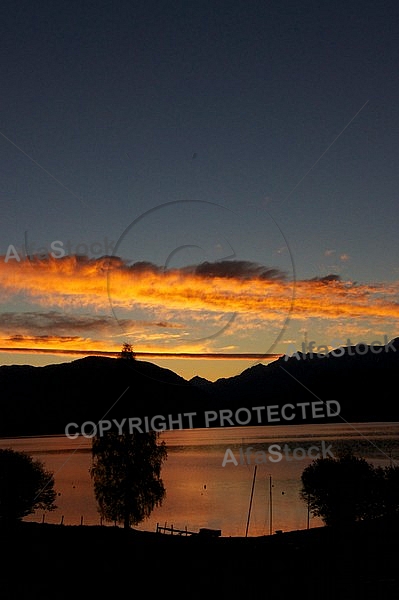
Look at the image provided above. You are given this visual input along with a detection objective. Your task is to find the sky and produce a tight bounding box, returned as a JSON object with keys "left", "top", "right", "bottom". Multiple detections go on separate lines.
{"left": 1, "top": 0, "right": 399, "bottom": 381}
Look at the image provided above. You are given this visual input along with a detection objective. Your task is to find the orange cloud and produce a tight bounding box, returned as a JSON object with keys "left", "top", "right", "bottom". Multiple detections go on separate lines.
{"left": 0, "top": 256, "right": 398, "bottom": 355}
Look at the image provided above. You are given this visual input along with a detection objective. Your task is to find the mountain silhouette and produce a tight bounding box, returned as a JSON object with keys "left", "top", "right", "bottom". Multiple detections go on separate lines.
{"left": 0, "top": 356, "right": 208, "bottom": 437}
{"left": 0, "top": 338, "right": 398, "bottom": 436}
{"left": 190, "top": 337, "right": 399, "bottom": 426}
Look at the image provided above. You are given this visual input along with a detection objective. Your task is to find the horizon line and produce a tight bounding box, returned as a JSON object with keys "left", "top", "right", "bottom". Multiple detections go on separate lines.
{"left": 0, "top": 347, "right": 283, "bottom": 360}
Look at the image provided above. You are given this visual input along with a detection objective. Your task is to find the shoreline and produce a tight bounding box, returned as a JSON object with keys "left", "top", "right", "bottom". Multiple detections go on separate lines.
{"left": 2, "top": 518, "right": 399, "bottom": 597}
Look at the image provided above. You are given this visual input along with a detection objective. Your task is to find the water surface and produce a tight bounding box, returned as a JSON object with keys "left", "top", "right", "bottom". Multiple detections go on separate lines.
{"left": 1, "top": 422, "right": 398, "bottom": 536}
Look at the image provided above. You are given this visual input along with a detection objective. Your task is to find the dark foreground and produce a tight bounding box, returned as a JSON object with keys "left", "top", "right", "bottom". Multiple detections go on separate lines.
{"left": 2, "top": 518, "right": 399, "bottom": 599}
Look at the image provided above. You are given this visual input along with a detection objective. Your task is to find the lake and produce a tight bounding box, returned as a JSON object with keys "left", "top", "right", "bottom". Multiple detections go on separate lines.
{"left": 1, "top": 422, "right": 398, "bottom": 537}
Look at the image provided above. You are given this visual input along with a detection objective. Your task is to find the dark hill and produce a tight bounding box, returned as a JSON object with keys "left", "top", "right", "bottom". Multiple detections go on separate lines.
{"left": 201, "top": 338, "right": 399, "bottom": 424}
{"left": 1, "top": 338, "right": 399, "bottom": 436}
{"left": 0, "top": 356, "right": 209, "bottom": 437}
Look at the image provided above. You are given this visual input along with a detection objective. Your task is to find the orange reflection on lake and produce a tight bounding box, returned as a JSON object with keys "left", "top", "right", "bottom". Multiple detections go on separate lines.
{"left": 1, "top": 422, "right": 398, "bottom": 536}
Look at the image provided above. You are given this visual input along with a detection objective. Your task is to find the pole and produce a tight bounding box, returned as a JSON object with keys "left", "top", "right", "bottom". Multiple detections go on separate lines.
{"left": 269, "top": 475, "right": 273, "bottom": 535}
{"left": 245, "top": 465, "right": 257, "bottom": 537}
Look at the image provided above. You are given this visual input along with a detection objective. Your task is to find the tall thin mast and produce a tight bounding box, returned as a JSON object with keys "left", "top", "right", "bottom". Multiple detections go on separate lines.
{"left": 269, "top": 475, "right": 273, "bottom": 535}
{"left": 245, "top": 465, "right": 257, "bottom": 537}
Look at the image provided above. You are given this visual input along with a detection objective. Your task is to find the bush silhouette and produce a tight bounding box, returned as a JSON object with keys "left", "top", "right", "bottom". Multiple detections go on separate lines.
{"left": 0, "top": 448, "right": 57, "bottom": 527}
{"left": 300, "top": 453, "right": 398, "bottom": 527}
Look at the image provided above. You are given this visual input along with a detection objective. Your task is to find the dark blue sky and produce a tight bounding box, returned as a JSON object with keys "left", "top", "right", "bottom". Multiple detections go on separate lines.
{"left": 1, "top": 0, "right": 398, "bottom": 378}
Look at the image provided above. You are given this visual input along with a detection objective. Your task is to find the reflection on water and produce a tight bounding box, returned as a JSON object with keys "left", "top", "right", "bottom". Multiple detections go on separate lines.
{"left": 1, "top": 423, "right": 398, "bottom": 536}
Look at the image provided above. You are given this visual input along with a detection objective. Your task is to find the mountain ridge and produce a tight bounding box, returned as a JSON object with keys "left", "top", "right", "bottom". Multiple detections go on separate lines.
{"left": 0, "top": 338, "right": 398, "bottom": 436}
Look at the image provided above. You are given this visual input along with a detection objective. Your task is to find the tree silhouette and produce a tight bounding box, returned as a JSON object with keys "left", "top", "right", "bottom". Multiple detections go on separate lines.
{"left": 91, "top": 429, "right": 167, "bottom": 528}
{"left": 0, "top": 448, "right": 57, "bottom": 527}
{"left": 300, "top": 453, "right": 379, "bottom": 527}
{"left": 370, "top": 464, "right": 399, "bottom": 519}
{"left": 120, "top": 342, "right": 136, "bottom": 361}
